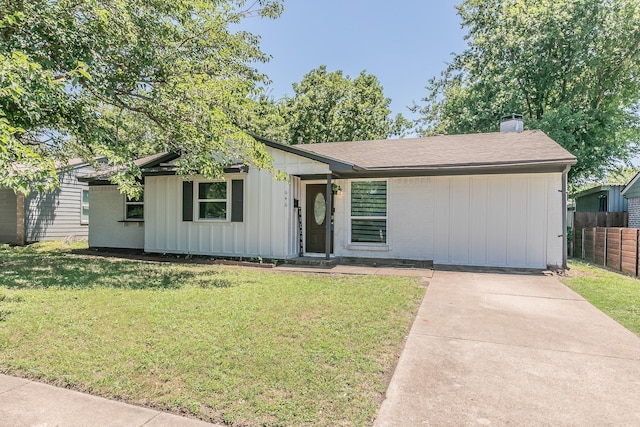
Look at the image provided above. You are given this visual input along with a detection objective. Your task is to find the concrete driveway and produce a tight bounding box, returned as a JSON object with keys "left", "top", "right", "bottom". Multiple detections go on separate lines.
{"left": 375, "top": 270, "right": 640, "bottom": 427}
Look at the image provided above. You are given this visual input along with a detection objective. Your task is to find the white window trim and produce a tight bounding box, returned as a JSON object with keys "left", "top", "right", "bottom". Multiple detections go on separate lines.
{"left": 80, "top": 189, "right": 89, "bottom": 225}
{"left": 124, "top": 188, "right": 144, "bottom": 221}
{"left": 348, "top": 179, "right": 389, "bottom": 246}
{"left": 194, "top": 179, "right": 230, "bottom": 222}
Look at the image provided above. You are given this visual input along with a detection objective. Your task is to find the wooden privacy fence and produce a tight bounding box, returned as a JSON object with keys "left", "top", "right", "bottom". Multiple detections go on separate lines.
{"left": 574, "top": 227, "right": 640, "bottom": 276}
{"left": 573, "top": 212, "right": 628, "bottom": 229}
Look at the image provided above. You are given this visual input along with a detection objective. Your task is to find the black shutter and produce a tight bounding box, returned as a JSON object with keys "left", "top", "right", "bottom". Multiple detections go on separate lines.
{"left": 182, "top": 181, "right": 193, "bottom": 221}
{"left": 231, "top": 179, "right": 244, "bottom": 222}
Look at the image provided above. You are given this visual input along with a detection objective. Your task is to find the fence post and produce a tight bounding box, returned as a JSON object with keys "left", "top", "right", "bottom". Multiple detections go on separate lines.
{"left": 636, "top": 229, "right": 640, "bottom": 277}
{"left": 604, "top": 228, "right": 608, "bottom": 267}
{"left": 619, "top": 228, "right": 623, "bottom": 272}
{"left": 592, "top": 227, "right": 596, "bottom": 263}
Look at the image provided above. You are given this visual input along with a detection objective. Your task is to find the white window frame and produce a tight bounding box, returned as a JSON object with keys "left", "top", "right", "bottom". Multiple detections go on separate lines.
{"left": 124, "top": 188, "right": 144, "bottom": 221}
{"left": 195, "top": 179, "right": 230, "bottom": 222}
{"left": 80, "top": 189, "right": 89, "bottom": 225}
{"left": 349, "top": 179, "right": 388, "bottom": 246}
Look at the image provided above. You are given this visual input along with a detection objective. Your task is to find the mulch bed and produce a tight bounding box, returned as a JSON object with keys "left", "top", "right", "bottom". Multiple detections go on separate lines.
{"left": 71, "top": 248, "right": 278, "bottom": 268}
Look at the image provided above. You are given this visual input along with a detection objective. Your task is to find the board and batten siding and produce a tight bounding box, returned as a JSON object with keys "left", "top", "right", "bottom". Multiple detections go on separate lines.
{"left": 144, "top": 147, "right": 328, "bottom": 258}
{"left": 331, "top": 173, "right": 563, "bottom": 269}
{"left": 607, "top": 186, "right": 628, "bottom": 212}
{"left": 88, "top": 186, "right": 144, "bottom": 249}
{"left": 0, "top": 188, "right": 18, "bottom": 243}
{"left": 24, "top": 165, "right": 92, "bottom": 241}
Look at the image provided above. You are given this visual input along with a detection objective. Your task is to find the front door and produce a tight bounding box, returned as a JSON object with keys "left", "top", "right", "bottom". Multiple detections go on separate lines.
{"left": 306, "top": 184, "right": 333, "bottom": 253}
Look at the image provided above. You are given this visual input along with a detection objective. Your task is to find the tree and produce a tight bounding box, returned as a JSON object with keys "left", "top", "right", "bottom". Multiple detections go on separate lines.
{"left": 415, "top": 0, "right": 640, "bottom": 182}
{"left": 282, "top": 66, "right": 408, "bottom": 144}
{"left": 0, "top": 0, "right": 284, "bottom": 196}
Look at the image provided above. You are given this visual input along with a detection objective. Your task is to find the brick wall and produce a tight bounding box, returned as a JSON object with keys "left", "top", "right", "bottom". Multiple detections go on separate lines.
{"left": 629, "top": 197, "right": 640, "bottom": 228}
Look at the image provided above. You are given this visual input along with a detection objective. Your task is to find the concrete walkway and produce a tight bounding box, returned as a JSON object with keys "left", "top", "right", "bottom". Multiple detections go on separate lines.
{"left": 0, "top": 375, "right": 220, "bottom": 427}
{"left": 375, "top": 270, "right": 640, "bottom": 426}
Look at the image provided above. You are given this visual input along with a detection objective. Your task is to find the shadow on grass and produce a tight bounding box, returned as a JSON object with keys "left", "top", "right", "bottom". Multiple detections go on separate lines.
{"left": 0, "top": 247, "right": 231, "bottom": 290}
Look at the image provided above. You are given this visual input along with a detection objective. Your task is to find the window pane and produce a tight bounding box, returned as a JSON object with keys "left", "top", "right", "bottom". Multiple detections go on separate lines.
{"left": 351, "top": 219, "right": 387, "bottom": 243}
{"left": 82, "top": 190, "right": 89, "bottom": 204}
{"left": 313, "top": 193, "right": 326, "bottom": 225}
{"left": 351, "top": 181, "right": 387, "bottom": 217}
{"left": 199, "top": 182, "right": 226, "bottom": 200}
{"left": 126, "top": 205, "right": 144, "bottom": 220}
{"left": 81, "top": 207, "right": 89, "bottom": 222}
{"left": 199, "top": 201, "right": 226, "bottom": 219}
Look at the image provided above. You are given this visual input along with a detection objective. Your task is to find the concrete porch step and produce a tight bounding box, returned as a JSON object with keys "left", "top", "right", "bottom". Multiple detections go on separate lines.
{"left": 284, "top": 257, "right": 341, "bottom": 267}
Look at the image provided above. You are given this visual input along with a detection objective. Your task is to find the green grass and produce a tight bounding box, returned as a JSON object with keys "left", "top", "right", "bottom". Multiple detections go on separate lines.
{"left": 0, "top": 241, "right": 424, "bottom": 426}
{"left": 561, "top": 260, "right": 640, "bottom": 336}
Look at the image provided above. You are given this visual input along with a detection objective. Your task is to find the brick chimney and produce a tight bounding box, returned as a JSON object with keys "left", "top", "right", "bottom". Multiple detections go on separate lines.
{"left": 500, "top": 114, "right": 524, "bottom": 133}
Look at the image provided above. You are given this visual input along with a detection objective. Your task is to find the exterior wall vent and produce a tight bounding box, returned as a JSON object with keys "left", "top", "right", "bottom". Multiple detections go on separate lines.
{"left": 500, "top": 114, "right": 524, "bottom": 133}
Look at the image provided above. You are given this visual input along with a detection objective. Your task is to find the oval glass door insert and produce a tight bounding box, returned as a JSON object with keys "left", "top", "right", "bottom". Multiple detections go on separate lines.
{"left": 314, "top": 193, "right": 326, "bottom": 225}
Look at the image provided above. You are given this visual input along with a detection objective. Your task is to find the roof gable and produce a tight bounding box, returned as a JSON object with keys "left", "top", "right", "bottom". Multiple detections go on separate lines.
{"left": 622, "top": 171, "right": 640, "bottom": 198}
{"left": 252, "top": 135, "right": 355, "bottom": 172}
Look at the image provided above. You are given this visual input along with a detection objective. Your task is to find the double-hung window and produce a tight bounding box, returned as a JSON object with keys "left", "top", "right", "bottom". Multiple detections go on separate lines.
{"left": 125, "top": 190, "right": 144, "bottom": 220}
{"left": 350, "top": 181, "right": 387, "bottom": 244}
{"left": 198, "top": 181, "right": 228, "bottom": 220}
{"left": 81, "top": 190, "right": 89, "bottom": 224}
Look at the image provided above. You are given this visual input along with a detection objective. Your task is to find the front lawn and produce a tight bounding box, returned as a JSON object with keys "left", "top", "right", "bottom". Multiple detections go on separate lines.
{"left": 0, "top": 242, "right": 424, "bottom": 426}
{"left": 561, "top": 260, "right": 640, "bottom": 336}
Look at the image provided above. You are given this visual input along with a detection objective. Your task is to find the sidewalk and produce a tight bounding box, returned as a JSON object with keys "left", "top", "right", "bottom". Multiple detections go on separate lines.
{"left": 0, "top": 374, "right": 220, "bottom": 427}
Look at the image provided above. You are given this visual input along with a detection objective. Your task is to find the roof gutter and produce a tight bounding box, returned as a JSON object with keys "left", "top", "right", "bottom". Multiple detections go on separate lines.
{"left": 360, "top": 158, "right": 577, "bottom": 172}
{"left": 332, "top": 160, "right": 576, "bottom": 179}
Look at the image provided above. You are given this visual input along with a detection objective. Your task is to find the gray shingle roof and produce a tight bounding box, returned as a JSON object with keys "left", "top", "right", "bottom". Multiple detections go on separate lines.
{"left": 296, "top": 130, "right": 576, "bottom": 171}
{"left": 78, "top": 152, "right": 178, "bottom": 182}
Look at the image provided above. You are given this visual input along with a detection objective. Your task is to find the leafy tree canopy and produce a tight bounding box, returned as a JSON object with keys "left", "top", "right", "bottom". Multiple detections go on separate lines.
{"left": 0, "top": 0, "right": 283, "bottom": 196}
{"left": 414, "top": 0, "right": 640, "bottom": 182}
{"left": 258, "top": 65, "right": 409, "bottom": 145}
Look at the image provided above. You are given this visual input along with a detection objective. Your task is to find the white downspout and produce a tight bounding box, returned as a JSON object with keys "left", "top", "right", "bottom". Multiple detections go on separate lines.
{"left": 561, "top": 165, "right": 570, "bottom": 270}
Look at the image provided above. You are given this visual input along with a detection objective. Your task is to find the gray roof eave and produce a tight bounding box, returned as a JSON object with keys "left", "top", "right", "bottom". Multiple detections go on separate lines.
{"left": 573, "top": 185, "right": 611, "bottom": 199}
{"left": 358, "top": 158, "right": 577, "bottom": 171}
{"left": 78, "top": 152, "right": 180, "bottom": 183}
{"left": 332, "top": 158, "right": 576, "bottom": 178}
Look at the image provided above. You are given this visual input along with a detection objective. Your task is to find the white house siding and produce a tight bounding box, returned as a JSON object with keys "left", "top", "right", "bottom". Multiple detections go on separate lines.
{"left": 0, "top": 188, "right": 17, "bottom": 243}
{"left": 332, "top": 173, "right": 563, "bottom": 269}
{"left": 88, "top": 186, "right": 144, "bottom": 249}
{"left": 144, "top": 148, "right": 328, "bottom": 258}
{"left": 24, "top": 165, "right": 92, "bottom": 242}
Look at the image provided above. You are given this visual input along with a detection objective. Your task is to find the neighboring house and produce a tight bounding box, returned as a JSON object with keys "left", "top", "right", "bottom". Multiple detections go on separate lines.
{"left": 0, "top": 159, "right": 95, "bottom": 245}
{"left": 573, "top": 185, "right": 628, "bottom": 213}
{"left": 621, "top": 172, "right": 640, "bottom": 228}
{"left": 81, "top": 124, "right": 576, "bottom": 269}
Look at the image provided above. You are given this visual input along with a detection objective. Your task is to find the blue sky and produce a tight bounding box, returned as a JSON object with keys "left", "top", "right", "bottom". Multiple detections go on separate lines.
{"left": 241, "top": 1, "right": 467, "bottom": 121}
